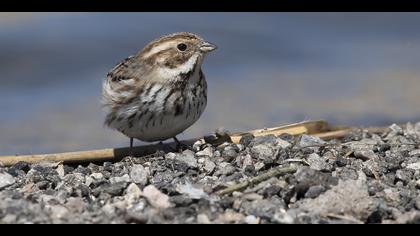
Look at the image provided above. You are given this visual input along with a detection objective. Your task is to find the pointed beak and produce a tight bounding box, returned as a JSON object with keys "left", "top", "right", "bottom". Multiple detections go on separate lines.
{"left": 200, "top": 42, "right": 217, "bottom": 53}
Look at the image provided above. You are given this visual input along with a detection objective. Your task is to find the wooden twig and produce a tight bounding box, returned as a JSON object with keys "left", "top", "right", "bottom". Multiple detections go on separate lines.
{"left": 229, "top": 120, "right": 329, "bottom": 144}
{"left": 312, "top": 126, "right": 389, "bottom": 141}
{"left": 216, "top": 165, "right": 298, "bottom": 195}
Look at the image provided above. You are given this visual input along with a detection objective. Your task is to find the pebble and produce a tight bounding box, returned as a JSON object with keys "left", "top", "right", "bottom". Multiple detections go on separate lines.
{"left": 1, "top": 122, "right": 420, "bottom": 224}
{"left": 142, "top": 185, "right": 172, "bottom": 209}
{"left": 196, "top": 214, "right": 211, "bottom": 224}
{"left": 129, "top": 165, "right": 148, "bottom": 186}
{"left": 175, "top": 150, "right": 198, "bottom": 169}
{"left": 0, "top": 172, "right": 15, "bottom": 189}
{"left": 196, "top": 147, "right": 214, "bottom": 157}
{"left": 406, "top": 162, "right": 420, "bottom": 171}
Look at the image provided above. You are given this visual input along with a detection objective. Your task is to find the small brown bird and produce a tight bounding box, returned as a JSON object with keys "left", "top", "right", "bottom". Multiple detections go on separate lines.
{"left": 102, "top": 32, "right": 217, "bottom": 152}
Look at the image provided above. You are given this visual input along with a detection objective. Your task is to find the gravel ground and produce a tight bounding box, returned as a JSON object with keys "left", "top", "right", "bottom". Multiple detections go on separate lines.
{"left": 1, "top": 122, "right": 420, "bottom": 224}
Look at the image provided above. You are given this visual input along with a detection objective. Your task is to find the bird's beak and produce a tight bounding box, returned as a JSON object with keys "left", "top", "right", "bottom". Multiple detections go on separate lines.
{"left": 200, "top": 42, "right": 217, "bottom": 53}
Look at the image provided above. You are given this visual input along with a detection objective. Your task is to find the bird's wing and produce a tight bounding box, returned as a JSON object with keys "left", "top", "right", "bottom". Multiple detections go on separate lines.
{"left": 102, "top": 55, "right": 150, "bottom": 108}
{"left": 106, "top": 55, "right": 146, "bottom": 83}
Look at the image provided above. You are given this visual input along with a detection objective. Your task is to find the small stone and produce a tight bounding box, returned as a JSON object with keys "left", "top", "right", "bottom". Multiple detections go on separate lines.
{"left": 47, "top": 205, "right": 69, "bottom": 220}
{"left": 335, "top": 156, "right": 348, "bottom": 167}
{"left": 304, "top": 185, "right": 325, "bottom": 198}
{"left": 251, "top": 144, "right": 275, "bottom": 160}
{"left": 254, "top": 162, "right": 265, "bottom": 171}
{"left": 1, "top": 214, "right": 17, "bottom": 224}
{"left": 299, "top": 135, "right": 325, "bottom": 148}
{"left": 197, "top": 214, "right": 211, "bottom": 224}
{"left": 176, "top": 182, "right": 208, "bottom": 200}
{"left": 56, "top": 164, "right": 65, "bottom": 178}
{"left": 94, "top": 182, "right": 127, "bottom": 197}
{"left": 409, "top": 149, "right": 420, "bottom": 157}
{"left": 129, "top": 165, "right": 149, "bottom": 186}
{"left": 125, "top": 183, "right": 142, "bottom": 205}
{"left": 165, "top": 152, "right": 177, "bottom": 160}
{"left": 276, "top": 138, "right": 291, "bottom": 149}
{"left": 203, "top": 160, "right": 216, "bottom": 173}
{"left": 243, "top": 198, "right": 285, "bottom": 219}
{"left": 0, "top": 172, "right": 15, "bottom": 189}
{"left": 298, "top": 178, "right": 377, "bottom": 221}
{"left": 142, "top": 185, "right": 172, "bottom": 209}
{"left": 384, "top": 188, "right": 400, "bottom": 203}
{"left": 192, "top": 139, "right": 205, "bottom": 151}
{"left": 65, "top": 197, "right": 86, "bottom": 213}
{"left": 236, "top": 144, "right": 245, "bottom": 152}
{"left": 222, "top": 147, "right": 238, "bottom": 162}
{"left": 175, "top": 150, "right": 198, "bottom": 169}
{"left": 415, "top": 196, "right": 420, "bottom": 210}
{"left": 90, "top": 172, "right": 104, "bottom": 180}
{"left": 416, "top": 179, "right": 420, "bottom": 189}
{"left": 307, "top": 153, "right": 328, "bottom": 171}
{"left": 385, "top": 124, "right": 403, "bottom": 139}
{"left": 273, "top": 209, "right": 295, "bottom": 224}
{"left": 406, "top": 162, "right": 420, "bottom": 171}
{"left": 85, "top": 177, "right": 94, "bottom": 187}
{"left": 354, "top": 150, "right": 377, "bottom": 161}
{"left": 239, "top": 134, "right": 254, "bottom": 147}
{"left": 196, "top": 147, "right": 213, "bottom": 157}
{"left": 10, "top": 161, "right": 31, "bottom": 173}
{"left": 245, "top": 215, "right": 260, "bottom": 224}
{"left": 216, "top": 210, "right": 245, "bottom": 223}
{"left": 110, "top": 174, "right": 131, "bottom": 184}
{"left": 125, "top": 200, "right": 149, "bottom": 224}
{"left": 219, "top": 163, "right": 236, "bottom": 176}
{"left": 242, "top": 193, "right": 264, "bottom": 201}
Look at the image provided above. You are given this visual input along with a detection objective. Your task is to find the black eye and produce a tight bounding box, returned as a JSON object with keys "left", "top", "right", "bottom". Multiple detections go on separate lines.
{"left": 177, "top": 43, "right": 187, "bottom": 51}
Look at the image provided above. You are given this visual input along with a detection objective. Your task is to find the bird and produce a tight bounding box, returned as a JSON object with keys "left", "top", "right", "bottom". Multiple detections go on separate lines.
{"left": 102, "top": 32, "right": 217, "bottom": 154}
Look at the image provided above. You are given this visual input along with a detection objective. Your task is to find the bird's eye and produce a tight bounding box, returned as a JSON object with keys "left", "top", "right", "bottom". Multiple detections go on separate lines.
{"left": 177, "top": 43, "right": 187, "bottom": 51}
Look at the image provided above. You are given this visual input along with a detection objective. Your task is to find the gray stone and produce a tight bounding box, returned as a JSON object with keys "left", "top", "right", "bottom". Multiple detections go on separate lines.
{"left": 406, "top": 162, "right": 420, "bottom": 171}
{"left": 176, "top": 182, "right": 208, "bottom": 200}
{"left": 242, "top": 198, "right": 285, "bottom": 219}
{"left": 0, "top": 172, "right": 15, "bottom": 189}
{"left": 47, "top": 205, "right": 70, "bottom": 220}
{"left": 245, "top": 215, "right": 260, "bottom": 224}
{"left": 299, "top": 135, "right": 326, "bottom": 148}
{"left": 129, "top": 165, "right": 148, "bottom": 186}
{"left": 142, "top": 185, "right": 172, "bottom": 209}
{"left": 125, "top": 183, "right": 142, "bottom": 206}
{"left": 196, "top": 147, "right": 214, "bottom": 157}
{"left": 251, "top": 144, "right": 275, "bottom": 160}
{"left": 203, "top": 160, "right": 216, "bottom": 173}
{"left": 307, "top": 153, "right": 329, "bottom": 171}
{"left": 415, "top": 196, "right": 420, "bottom": 210}
{"left": 218, "top": 162, "right": 236, "bottom": 176}
{"left": 354, "top": 150, "right": 378, "bottom": 161}
{"left": 297, "top": 178, "right": 377, "bottom": 221}
{"left": 304, "top": 185, "right": 326, "bottom": 199}
{"left": 110, "top": 174, "right": 131, "bottom": 184}
{"left": 65, "top": 197, "right": 86, "bottom": 213}
{"left": 409, "top": 149, "right": 420, "bottom": 157}
{"left": 175, "top": 150, "right": 198, "bottom": 169}
{"left": 197, "top": 214, "right": 211, "bottom": 224}
{"left": 276, "top": 138, "right": 291, "bottom": 149}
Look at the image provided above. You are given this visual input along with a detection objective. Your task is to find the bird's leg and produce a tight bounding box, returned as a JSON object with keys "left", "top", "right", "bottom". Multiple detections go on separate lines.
{"left": 173, "top": 136, "right": 191, "bottom": 151}
{"left": 155, "top": 141, "right": 168, "bottom": 155}
{"left": 129, "top": 137, "right": 134, "bottom": 157}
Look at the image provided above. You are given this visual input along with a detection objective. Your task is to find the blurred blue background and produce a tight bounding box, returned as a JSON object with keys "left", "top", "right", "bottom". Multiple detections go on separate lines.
{"left": 1, "top": 12, "right": 420, "bottom": 155}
